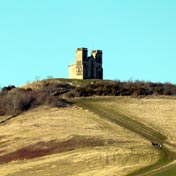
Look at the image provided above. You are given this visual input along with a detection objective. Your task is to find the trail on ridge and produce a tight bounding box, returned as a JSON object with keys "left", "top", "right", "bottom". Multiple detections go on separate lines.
{"left": 76, "top": 98, "right": 176, "bottom": 176}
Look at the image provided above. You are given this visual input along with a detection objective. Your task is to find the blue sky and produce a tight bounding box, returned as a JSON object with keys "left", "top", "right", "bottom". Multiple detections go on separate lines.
{"left": 0, "top": 0, "right": 176, "bottom": 87}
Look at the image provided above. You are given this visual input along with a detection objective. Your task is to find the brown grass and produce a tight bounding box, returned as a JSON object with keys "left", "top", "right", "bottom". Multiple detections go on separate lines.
{"left": 0, "top": 136, "right": 123, "bottom": 164}
{"left": 95, "top": 97, "right": 176, "bottom": 147}
{"left": 0, "top": 104, "right": 159, "bottom": 176}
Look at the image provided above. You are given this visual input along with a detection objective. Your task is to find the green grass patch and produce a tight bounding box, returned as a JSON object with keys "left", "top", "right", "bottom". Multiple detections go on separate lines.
{"left": 150, "top": 164, "right": 176, "bottom": 176}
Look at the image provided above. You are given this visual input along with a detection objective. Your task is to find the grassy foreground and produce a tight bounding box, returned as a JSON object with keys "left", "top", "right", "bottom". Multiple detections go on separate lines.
{"left": 0, "top": 93, "right": 176, "bottom": 175}
{"left": 76, "top": 97, "right": 176, "bottom": 176}
{"left": 0, "top": 99, "right": 159, "bottom": 176}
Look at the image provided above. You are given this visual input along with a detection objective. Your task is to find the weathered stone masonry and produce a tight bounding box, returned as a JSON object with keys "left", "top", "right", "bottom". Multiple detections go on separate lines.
{"left": 68, "top": 48, "right": 103, "bottom": 79}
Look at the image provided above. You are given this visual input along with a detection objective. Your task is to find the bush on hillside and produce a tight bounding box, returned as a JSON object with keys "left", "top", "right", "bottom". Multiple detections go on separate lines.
{"left": 1, "top": 80, "right": 176, "bottom": 115}
{"left": 29, "top": 81, "right": 75, "bottom": 96}
{"left": 67, "top": 81, "right": 176, "bottom": 97}
{"left": 0, "top": 88, "right": 67, "bottom": 116}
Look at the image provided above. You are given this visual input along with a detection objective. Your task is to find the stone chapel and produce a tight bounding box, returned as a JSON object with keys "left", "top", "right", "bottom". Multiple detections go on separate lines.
{"left": 68, "top": 48, "right": 103, "bottom": 79}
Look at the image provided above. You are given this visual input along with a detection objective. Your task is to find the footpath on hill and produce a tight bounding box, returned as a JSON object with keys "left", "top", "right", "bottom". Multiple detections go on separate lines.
{"left": 76, "top": 98, "right": 176, "bottom": 176}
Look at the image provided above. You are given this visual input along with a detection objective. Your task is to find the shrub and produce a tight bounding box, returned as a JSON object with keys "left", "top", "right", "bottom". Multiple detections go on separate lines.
{"left": 0, "top": 88, "right": 68, "bottom": 115}
{"left": 70, "top": 80, "right": 176, "bottom": 97}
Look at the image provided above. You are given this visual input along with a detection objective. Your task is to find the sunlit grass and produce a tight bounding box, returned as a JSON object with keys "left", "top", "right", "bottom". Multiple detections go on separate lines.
{"left": 95, "top": 96, "right": 176, "bottom": 147}
{"left": 0, "top": 104, "right": 159, "bottom": 176}
{"left": 88, "top": 96, "right": 176, "bottom": 175}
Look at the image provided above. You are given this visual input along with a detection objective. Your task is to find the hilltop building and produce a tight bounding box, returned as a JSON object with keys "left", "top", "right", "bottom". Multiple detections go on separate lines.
{"left": 68, "top": 48, "right": 103, "bottom": 79}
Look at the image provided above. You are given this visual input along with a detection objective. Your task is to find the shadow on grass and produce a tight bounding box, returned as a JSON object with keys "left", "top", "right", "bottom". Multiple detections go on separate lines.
{"left": 0, "top": 135, "right": 120, "bottom": 164}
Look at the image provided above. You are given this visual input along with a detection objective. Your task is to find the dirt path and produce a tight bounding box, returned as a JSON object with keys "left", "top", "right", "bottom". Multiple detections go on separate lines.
{"left": 76, "top": 98, "right": 176, "bottom": 176}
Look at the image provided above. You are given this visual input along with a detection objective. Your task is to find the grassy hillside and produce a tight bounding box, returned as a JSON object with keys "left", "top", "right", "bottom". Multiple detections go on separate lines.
{"left": 21, "top": 78, "right": 176, "bottom": 97}
{"left": 0, "top": 79, "right": 176, "bottom": 175}
{"left": 0, "top": 105, "right": 159, "bottom": 176}
{"left": 81, "top": 96, "right": 176, "bottom": 175}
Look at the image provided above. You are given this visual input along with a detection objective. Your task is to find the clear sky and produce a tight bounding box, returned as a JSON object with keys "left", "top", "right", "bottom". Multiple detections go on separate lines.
{"left": 0, "top": 0, "right": 176, "bottom": 87}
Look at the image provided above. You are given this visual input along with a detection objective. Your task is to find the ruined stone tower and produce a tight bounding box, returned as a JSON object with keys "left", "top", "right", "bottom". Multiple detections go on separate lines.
{"left": 69, "top": 48, "right": 103, "bottom": 79}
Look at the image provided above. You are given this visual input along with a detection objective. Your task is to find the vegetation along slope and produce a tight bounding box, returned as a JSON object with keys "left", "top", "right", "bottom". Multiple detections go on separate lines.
{"left": 0, "top": 78, "right": 176, "bottom": 176}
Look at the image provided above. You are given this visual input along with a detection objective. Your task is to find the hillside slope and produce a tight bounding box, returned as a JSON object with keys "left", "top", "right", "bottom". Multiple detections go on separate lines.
{"left": 0, "top": 105, "right": 159, "bottom": 176}
{"left": 81, "top": 97, "right": 176, "bottom": 175}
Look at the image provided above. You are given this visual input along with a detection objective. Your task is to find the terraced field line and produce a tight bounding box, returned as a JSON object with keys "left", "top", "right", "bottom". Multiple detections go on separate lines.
{"left": 76, "top": 98, "right": 176, "bottom": 176}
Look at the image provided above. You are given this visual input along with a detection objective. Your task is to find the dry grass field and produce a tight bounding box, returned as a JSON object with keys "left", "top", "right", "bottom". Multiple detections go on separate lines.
{"left": 88, "top": 96, "right": 176, "bottom": 175}
{"left": 0, "top": 104, "right": 159, "bottom": 176}
{"left": 2, "top": 78, "right": 176, "bottom": 175}
{"left": 94, "top": 97, "right": 176, "bottom": 148}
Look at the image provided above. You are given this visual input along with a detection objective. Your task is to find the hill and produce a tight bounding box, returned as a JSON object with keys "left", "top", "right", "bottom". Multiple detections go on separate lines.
{"left": 0, "top": 105, "right": 159, "bottom": 176}
{"left": 0, "top": 79, "right": 176, "bottom": 175}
